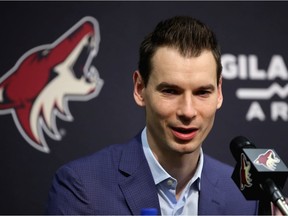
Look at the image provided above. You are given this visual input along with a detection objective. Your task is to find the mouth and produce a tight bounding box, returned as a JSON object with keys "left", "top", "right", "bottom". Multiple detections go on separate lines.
{"left": 73, "top": 35, "right": 98, "bottom": 83}
{"left": 170, "top": 127, "right": 198, "bottom": 141}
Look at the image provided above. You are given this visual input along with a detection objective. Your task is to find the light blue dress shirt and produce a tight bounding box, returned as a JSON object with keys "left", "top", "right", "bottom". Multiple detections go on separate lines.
{"left": 141, "top": 127, "right": 203, "bottom": 215}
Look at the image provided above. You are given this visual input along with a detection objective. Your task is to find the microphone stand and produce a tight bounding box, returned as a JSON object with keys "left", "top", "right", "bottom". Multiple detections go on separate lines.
{"left": 275, "top": 198, "right": 288, "bottom": 215}
{"left": 261, "top": 178, "right": 288, "bottom": 215}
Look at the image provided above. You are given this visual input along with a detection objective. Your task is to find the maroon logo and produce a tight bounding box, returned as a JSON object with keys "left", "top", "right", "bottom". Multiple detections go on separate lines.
{"left": 254, "top": 149, "right": 280, "bottom": 171}
{"left": 0, "top": 17, "right": 103, "bottom": 153}
{"left": 240, "top": 153, "right": 253, "bottom": 190}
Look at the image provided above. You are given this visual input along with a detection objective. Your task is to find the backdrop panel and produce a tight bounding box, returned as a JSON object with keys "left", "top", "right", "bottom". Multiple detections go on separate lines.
{"left": 0, "top": 1, "right": 287, "bottom": 214}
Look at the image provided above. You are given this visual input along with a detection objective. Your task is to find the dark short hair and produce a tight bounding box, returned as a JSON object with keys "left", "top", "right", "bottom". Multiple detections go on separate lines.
{"left": 138, "top": 16, "right": 222, "bottom": 86}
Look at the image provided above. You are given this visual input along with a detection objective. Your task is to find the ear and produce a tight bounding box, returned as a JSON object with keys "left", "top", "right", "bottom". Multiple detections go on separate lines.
{"left": 216, "top": 76, "right": 223, "bottom": 109}
{"left": 133, "top": 70, "right": 146, "bottom": 107}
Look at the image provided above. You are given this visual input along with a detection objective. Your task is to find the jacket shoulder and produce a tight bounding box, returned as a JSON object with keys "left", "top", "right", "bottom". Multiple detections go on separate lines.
{"left": 200, "top": 154, "right": 258, "bottom": 215}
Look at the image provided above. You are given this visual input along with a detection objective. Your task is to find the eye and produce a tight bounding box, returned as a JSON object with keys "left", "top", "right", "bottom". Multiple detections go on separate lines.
{"left": 195, "top": 89, "right": 212, "bottom": 98}
{"left": 194, "top": 85, "right": 215, "bottom": 98}
{"left": 161, "top": 88, "right": 180, "bottom": 95}
{"left": 156, "top": 83, "right": 182, "bottom": 96}
{"left": 198, "top": 90, "right": 210, "bottom": 95}
{"left": 40, "top": 49, "right": 50, "bottom": 57}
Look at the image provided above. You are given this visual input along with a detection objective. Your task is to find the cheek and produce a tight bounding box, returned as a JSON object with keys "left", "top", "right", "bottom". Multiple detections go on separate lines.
{"left": 146, "top": 95, "right": 176, "bottom": 118}
{"left": 198, "top": 103, "right": 218, "bottom": 125}
{"left": 147, "top": 102, "right": 172, "bottom": 123}
{"left": 199, "top": 108, "right": 216, "bottom": 137}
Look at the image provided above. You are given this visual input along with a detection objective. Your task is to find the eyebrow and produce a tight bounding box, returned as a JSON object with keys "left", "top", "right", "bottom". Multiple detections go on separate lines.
{"left": 197, "top": 84, "right": 216, "bottom": 91}
{"left": 156, "top": 82, "right": 180, "bottom": 91}
{"left": 156, "top": 82, "right": 216, "bottom": 91}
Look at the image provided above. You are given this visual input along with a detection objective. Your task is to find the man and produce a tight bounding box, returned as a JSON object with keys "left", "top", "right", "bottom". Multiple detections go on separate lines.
{"left": 46, "top": 16, "right": 258, "bottom": 215}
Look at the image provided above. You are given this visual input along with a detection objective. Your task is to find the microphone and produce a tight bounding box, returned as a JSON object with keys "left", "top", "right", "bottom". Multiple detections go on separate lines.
{"left": 230, "top": 136, "right": 288, "bottom": 215}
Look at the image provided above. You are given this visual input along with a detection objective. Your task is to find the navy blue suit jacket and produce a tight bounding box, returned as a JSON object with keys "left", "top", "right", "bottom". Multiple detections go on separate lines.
{"left": 46, "top": 135, "right": 258, "bottom": 215}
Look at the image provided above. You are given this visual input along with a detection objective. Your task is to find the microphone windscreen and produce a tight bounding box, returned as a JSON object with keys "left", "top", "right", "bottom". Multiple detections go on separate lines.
{"left": 230, "top": 136, "right": 256, "bottom": 161}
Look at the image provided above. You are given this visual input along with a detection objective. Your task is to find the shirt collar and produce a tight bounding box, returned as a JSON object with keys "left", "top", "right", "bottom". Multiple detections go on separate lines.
{"left": 141, "top": 127, "right": 203, "bottom": 190}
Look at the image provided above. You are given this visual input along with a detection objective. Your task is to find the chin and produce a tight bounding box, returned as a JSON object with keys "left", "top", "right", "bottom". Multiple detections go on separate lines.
{"left": 174, "top": 143, "right": 200, "bottom": 155}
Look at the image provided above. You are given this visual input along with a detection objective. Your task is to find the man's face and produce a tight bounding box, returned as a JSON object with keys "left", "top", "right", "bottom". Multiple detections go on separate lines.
{"left": 134, "top": 47, "right": 223, "bottom": 158}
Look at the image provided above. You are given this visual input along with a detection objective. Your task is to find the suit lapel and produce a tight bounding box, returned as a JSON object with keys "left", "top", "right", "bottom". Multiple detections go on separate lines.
{"left": 117, "top": 139, "right": 228, "bottom": 215}
{"left": 198, "top": 155, "right": 226, "bottom": 215}
{"left": 118, "top": 135, "right": 161, "bottom": 215}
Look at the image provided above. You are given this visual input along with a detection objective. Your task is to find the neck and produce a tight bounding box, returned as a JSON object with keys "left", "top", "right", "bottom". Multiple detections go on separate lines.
{"left": 152, "top": 149, "right": 201, "bottom": 199}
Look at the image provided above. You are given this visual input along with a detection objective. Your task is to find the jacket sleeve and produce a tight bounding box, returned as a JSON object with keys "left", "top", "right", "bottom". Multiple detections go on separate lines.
{"left": 45, "top": 165, "right": 93, "bottom": 215}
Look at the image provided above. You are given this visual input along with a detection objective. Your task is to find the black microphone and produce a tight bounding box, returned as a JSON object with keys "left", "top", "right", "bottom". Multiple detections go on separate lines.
{"left": 230, "top": 136, "right": 288, "bottom": 215}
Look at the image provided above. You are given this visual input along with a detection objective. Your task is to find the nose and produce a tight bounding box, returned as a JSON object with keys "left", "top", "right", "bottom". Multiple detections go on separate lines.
{"left": 176, "top": 93, "right": 197, "bottom": 123}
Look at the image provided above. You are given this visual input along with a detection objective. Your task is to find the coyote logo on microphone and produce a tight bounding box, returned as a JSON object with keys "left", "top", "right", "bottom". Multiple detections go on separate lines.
{"left": 0, "top": 17, "right": 103, "bottom": 153}
{"left": 240, "top": 153, "right": 253, "bottom": 190}
{"left": 254, "top": 149, "right": 280, "bottom": 171}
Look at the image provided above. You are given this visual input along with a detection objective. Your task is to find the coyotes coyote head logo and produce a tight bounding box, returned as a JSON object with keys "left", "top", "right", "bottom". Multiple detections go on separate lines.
{"left": 0, "top": 16, "right": 103, "bottom": 153}
{"left": 240, "top": 153, "right": 253, "bottom": 190}
{"left": 254, "top": 149, "right": 280, "bottom": 171}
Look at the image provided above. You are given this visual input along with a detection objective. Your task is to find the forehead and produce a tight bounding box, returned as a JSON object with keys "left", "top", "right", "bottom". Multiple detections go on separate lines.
{"left": 150, "top": 47, "right": 217, "bottom": 83}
